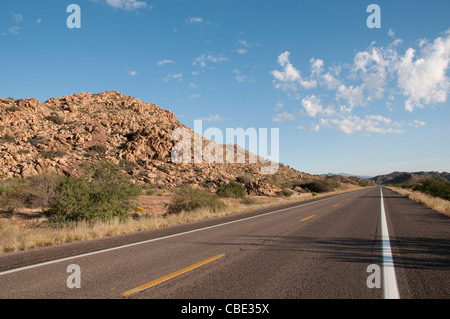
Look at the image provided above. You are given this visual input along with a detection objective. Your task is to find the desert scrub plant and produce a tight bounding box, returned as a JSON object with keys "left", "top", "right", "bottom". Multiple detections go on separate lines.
{"left": 413, "top": 177, "right": 450, "bottom": 201}
{"left": 216, "top": 182, "right": 246, "bottom": 198}
{"left": 281, "top": 189, "right": 294, "bottom": 197}
{"left": 0, "top": 174, "right": 59, "bottom": 211}
{"left": 45, "top": 161, "right": 141, "bottom": 224}
{"left": 45, "top": 114, "right": 65, "bottom": 125}
{"left": 166, "top": 185, "right": 226, "bottom": 215}
{"left": 300, "top": 179, "right": 336, "bottom": 193}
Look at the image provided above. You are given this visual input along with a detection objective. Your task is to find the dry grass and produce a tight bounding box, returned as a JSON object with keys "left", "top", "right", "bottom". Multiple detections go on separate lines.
{"left": 386, "top": 186, "right": 450, "bottom": 218}
{"left": 0, "top": 184, "right": 364, "bottom": 254}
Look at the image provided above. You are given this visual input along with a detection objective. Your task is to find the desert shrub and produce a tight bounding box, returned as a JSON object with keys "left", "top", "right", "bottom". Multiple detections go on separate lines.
{"left": 166, "top": 186, "right": 225, "bottom": 215}
{"left": 413, "top": 178, "right": 450, "bottom": 201}
{"left": 39, "top": 150, "right": 66, "bottom": 159}
{"left": 281, "top": 189, "right": 294, "bottom": 197}
{"left": 236, "top": 174, "right": 253, "bottom": 184}
{"left": 45, "top": 114, "right": 64, "bottom": 125}
{"left": 5, "top": 106, "right": 20, "bottom": 112}
{"left": 216, "top": 182, "right": 246, "bottom": 198}
{"left": 46, "top": 162, "right": 141, "bottom": 224}
{"left": 0, "top": 174, "right": 58, "bottom": 210}
{"left": 0, "top": 134, "right": 15, "bottom": 144}
{"left": 86, "top": 144, "right": 107, "bottom": 156}
{"left": 300, "top": 179, "right": 336, "bottom": 193}
{"left": 280, "top": 179, "right": 304, "bottom": 189}
{"left": 240, "top": 196, "right": 257, "bottom": 205}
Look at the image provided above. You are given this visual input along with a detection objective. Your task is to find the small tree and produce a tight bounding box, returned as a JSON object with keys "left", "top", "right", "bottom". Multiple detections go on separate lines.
{"left": 46, "top": 162, "right": 141, "bottom": 224}
{"left": 216, "top": 182, "right": 246, "bottom": 198}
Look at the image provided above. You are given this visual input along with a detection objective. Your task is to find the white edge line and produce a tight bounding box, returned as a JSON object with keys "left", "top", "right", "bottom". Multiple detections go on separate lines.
{"left": 0, "top": 189, "right": 365, "bottom": 276}
{"left": 380, "top": 186, "right": 400, "bottom": 299}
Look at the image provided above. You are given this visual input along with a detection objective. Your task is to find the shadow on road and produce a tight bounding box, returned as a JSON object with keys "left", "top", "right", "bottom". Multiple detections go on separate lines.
{"left": 198, "top": 234, "right": 450, "bottom": 271}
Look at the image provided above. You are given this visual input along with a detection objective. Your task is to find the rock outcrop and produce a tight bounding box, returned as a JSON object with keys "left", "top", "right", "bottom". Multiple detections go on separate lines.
{"left": 1, "top": 90, "right": 317, "bottom": 193}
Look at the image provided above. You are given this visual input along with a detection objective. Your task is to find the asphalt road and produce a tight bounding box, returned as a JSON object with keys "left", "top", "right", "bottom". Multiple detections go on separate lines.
{"left": 0, "top": 186, "right": 449, "bottom": 300}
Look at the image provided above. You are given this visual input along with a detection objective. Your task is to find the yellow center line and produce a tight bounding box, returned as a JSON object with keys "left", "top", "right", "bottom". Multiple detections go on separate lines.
{"left": 301, "top": 215, "right": 315, "bottom": 222}
{"left": 333, "top": 204, "right": 340, "bottom": 207}
{"left": 121, "top": 254, "right": 225, "bottom": 297}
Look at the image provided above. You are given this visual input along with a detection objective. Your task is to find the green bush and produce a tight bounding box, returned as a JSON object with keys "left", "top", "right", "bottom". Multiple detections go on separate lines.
{"left": 300, "top": 179, "right": 336, "bottom": 193}
{"left": 0, "top": 174, "right": 58, "bottom": 210}
{"left": 413, "top": 178, "right": 450, "bottom": 201}
{"left": 46, "top": 162, "right": 141, "bottom": 224}
{"left": 166, "top": 186, "right": 225, "bottom": 215}
{"left": 281, "top": 189, "right": 294, "bottom": 197}
{"left": 216, "top": 182, "right": 246, "bottom": 198}
{"left": 45, "top": 115, "right": 64, "bottom": 125}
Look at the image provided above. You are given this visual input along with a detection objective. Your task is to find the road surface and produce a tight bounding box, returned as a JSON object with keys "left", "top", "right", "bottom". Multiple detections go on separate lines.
{"left": 0, "top": 186, "right": 449, "bottom": 300}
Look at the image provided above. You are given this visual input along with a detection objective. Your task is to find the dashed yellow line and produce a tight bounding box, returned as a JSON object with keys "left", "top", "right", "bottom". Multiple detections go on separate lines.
{"left": 122, "top": 254, "right": 225, "bottom": 297}
{"left": 301, "top": 215, "right": 315, "bottom": 222}
{"left": 333, "top": 204, "right": 340, "bottom": 207}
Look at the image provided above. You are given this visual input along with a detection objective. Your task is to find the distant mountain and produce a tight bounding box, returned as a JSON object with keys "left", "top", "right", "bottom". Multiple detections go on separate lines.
{"left": 371, "top": 171, "right": 450, "bottom": 185}
{"left": 324, "top": 172, "right": 374, "bottom": 179}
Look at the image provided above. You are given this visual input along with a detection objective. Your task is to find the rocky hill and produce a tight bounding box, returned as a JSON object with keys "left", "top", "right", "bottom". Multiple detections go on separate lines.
{"left": 371, "top": 171, "right": 450, "bottom": 185}
{"left": 1, "top": 90, "right": 332, "bottom": 195}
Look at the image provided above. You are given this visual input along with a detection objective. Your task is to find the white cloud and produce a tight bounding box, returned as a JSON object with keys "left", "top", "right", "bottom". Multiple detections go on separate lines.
{"left": 163, "top": 73, "right": 183, "bottom": 83}
{"left": 271, "top": 51, "right": 317, "bottom": 91}
{"left": 271, "top": 30, "right": 450, "bottom": 135}
{"left": 104, "top": 0, "right": 149, "bottom": 10}
{"left": 322, "top": 72, "right": 341, "bottom": 90}
{"left": 239, "top": 40, "right": 250, "bottom": 48}
{"left": 410, "top": 120, "right": 426, "bottom": 127}
{"left": 157, "top": 59, "right": 174, "bottom": 66}
{"left": 186, "top": 17, "right": 204, "bottom": 24}
{"left": 272, "top": 112, "right": 295, "bottom": 123}
{"left": 36, "top": 18, "right": 42, "bottom": 24}
{"left": 233, "top": 69, "right": 252, "bottom": 83}
{"left": 193, "top": 54, "right": 229, "bottom": 68}
{"left": 189, "top": 94, "right": 200, "bottom": 99}
{"left": 13, "top": 13, "right": 23, "bottom": 22}
{"left": 9, "top": 26, "right": 20, "bottom": 35}
{"left": 236, "top": 48, "right": 247, "bottom": 55}
{"left": 128, "top": 70, "right": 137, "bottom": 76}
{"left": 336, "top": 84, "right": 365, "bottom": 109}
{"left": 199, "top": 114, "right": 224, "bottom": 122}
{"left": 396, "top": 32, "right": 450, "bottom": 112}
{"left": 327, "top": 114, "right": 404, "bottom": 135}
{"left": 310, "top": 58, "right": 324, "bottom": 75}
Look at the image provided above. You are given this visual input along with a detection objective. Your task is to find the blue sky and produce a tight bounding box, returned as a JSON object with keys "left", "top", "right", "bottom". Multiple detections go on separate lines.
{"left": 1, "top": 0, "right": 449, "bottom": 177}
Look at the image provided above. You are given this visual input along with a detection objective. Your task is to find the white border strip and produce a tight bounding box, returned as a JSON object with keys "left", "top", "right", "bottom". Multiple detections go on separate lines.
{"left": 380, "top": 186, "right": 400, "bottom": 299}
{"left": 0, "top": 190, "right": 359, "bottom": 276}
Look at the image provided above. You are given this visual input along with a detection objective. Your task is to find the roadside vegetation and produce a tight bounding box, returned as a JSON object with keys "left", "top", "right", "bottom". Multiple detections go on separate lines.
{"left": 386, "top": 177, "right": 450, "bottom": 218}
{"left": 0, "top": 168, "right": 364, "bottom": 254}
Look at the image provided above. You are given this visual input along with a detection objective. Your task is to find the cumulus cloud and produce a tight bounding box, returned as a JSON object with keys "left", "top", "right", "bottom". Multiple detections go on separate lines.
{"left": 199, "top": 114, "right": 224, "bottom": 122}
{"left": 271, "top": 51, "right": 317, "bottom": 91}
{"left": 163, "top": 73, "right": 183, "bottom": 83}
{"left": 12, "top": 13, "right": 23, "bottom": 22}
{"left": 9, "top": 26, "right": 20, "bottom": 35}
{"left": 186, "top": 17, "right": 204, "bottom": 24}
{"left": 271, "top": 30, "right": 450, "bottom": 135}
{"left": 301, "top": 95, "right": 334, "bottom": 117}
{"left": 326, "top": 114, "right": 404, "bottom": 135}
{"left": 396, "top": 32, "right": 450, "bottom": 112}
{"left": 336, "top": 84, "right": 365, "bottom": 109}
{"left": 104, "top": 0, "right": 149, "bottom": 10}
{"left": 157, "top": 59, "right": 174, "bottom": 66}
{"left": 272, "top": 111, "right": 296, "bottom": 123}
{"left": 193, "top": 54, "right": 229, "bottom": 68}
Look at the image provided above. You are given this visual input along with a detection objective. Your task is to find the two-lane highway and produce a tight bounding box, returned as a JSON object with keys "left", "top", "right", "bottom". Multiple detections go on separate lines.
{"left": 0, "top": 186, "right": 448, "bottom": 299}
